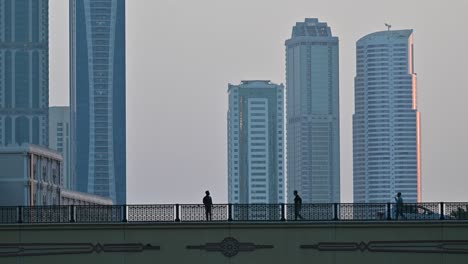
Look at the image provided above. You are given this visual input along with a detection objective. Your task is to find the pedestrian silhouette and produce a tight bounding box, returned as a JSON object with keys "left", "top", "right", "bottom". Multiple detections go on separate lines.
{"left": 294, "top": 190, "right": 304, "bottom": 220}
{"left": 203, "top": 190, "right": 213, "bottom": 221}
{"left": 394, "top": 192, "right": 406, "bottom": 220}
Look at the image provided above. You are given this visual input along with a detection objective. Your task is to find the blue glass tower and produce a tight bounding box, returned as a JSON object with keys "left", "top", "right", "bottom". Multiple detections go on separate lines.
{"left": 285, "top": 19, "right": 340, "bottom": 203}
{"left": 70, "top": 0, "right": 126, "bottom": 204}
{"left": 0, "top": 0, "right": 49, "bottom": 147}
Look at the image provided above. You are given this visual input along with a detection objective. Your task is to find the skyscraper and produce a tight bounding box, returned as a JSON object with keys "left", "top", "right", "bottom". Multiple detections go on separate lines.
{"left": 0, "top": 0, "right": 49, "bottom": 147}
{"left": 70, "top": 0, "right": 126, "bottom": 204}
{"left": 49, "top": 106, "right": 72, "bottom": 190}
{"left": 285, "top": 18, "right": 340, "bottom": 203}
{"left": 353, "top": 29, "right": 421, "bottom": 203}
{"left": 228, "top": 81, "right": 285, "bottom": 204}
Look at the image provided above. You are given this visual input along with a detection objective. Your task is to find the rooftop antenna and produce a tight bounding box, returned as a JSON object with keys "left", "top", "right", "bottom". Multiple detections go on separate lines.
{"left": 385, "top": 23, "right": 392, "bottom": 31}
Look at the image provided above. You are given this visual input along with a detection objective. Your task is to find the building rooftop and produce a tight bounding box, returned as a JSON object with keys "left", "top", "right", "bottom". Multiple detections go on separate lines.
{"left": 228, "top": 80, "right": 284, "bottom": 91}
{"left": 0, "top": 144, "right": 63, "bottom": 160}
{"left": 291, "top": 18, "right": 333, "bottom": 38}
{"left": 357, "top": 29, "right": 413, "bottom": 43}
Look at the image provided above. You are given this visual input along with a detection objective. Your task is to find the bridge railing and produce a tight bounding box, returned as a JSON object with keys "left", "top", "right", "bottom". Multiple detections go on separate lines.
{"left": 338, "top": 203, "right": 388, "bottom": 221}
{"left": 232, "top": 204, "right": 282, "bottom": 221}
{"left": 1, "top": 202, "right": 468, "bottom": 224}
{"left": 286, "top": 203, "right": 334, "bottom": 221}
{"left": 127, "top": 204, "right": 175, "bottom": 222}
{"left": 180, "top": 204, "right": 228, "bottom": 221}
{"left": 0, "top": 206, "right": 19, "bottom": 224}
{"left": 22, "top": 206, "right": 71, "bottom": 223}
{"left": 75, "top": 205, "right": 123, "bottom": 223}
{"left": 443, "top": 203, "right": 468, "bottom": 220}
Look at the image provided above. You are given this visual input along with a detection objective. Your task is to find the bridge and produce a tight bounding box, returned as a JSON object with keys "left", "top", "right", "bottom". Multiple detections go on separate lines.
{"left": 1, "top": 203, "right": 468, "bottom": 263}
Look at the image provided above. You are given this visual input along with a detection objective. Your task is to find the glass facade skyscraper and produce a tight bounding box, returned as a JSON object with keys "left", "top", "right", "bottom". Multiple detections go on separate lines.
{"left": 70, "top": 0, "right": 126, "bottom": 204}
{"left": 285, "top": 18, "right": 340, "bottom": 203}
{"left": 49, "top": 106, "right": 72, "bottom": 190}
{"left": 353, "top": 30, "right": 421, "bottom": 203}
{"left": 0, "top": 0, "right": 49, "bottom": 147}
{"left": 228, "top": 81, "right": 285, "bottom": 204}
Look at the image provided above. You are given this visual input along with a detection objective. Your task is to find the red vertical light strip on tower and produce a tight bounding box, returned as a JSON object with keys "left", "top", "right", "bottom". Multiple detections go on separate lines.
{"left": 416, "top": 112, "right": 422, "bottom": 202}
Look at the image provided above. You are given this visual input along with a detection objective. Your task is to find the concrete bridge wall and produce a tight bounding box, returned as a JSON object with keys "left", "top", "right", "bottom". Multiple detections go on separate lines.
{"left": 1, "top": 221, "right": 467, "bottom": 263}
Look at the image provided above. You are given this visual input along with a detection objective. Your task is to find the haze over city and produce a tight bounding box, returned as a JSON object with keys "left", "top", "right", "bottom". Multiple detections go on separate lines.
{"left": 47, "top": 0, "right": 468, "bottom": 204}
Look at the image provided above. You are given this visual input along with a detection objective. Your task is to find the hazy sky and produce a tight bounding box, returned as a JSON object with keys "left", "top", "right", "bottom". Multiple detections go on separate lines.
{"left": 49, "top": 0, "right": 468, "bottom": 204}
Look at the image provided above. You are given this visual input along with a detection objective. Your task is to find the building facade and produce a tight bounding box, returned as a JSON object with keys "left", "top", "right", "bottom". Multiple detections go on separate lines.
{"left": 0, "top": 144, "right": 62, "bottom": 206}
{"left": 228, "top": 81, "right": 285, "bottom": 204}
{"left": 0, "top": 0, "right": 49, "bottom": 147}
{"left": 353, "top": 30, "right": 421, "bottom": 203}
{"left": 49, "top": 106, "right": 72, "bottom": 190}
{"left": 0, "top": 144, "right": 113, "bottom": 207}
{"left": 70, "top": 0, "right": 126, "bottom": 204}
{"left": 285, "top": 18, "right": 340, "bottom": 203}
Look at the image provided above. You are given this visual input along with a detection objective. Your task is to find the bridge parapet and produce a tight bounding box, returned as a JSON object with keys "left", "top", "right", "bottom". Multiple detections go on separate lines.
{"left": 1, "top": 202, "right": 468, "bottom": 224}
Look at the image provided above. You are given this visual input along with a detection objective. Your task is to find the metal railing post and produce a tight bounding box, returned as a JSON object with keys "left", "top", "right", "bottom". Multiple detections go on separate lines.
{"left": 70, "top": 205, "right": 75, "bottom": 223}
{"left": 333, "top": 203, "right": 339, "bottom": 221}
{"left": 440, "top": 202, "right": 445, "bottom": 220}
{"left": 280, "top": 203, "right": 286, "bottom": 221}
{"left": 17, "top": 206, "right": 23, "bottom": 224}
{"left": 387, "top": 203, "right": 391, "bottom": 220}
{"left": 122, "top": 205, "right": 128, "bottom": 222}
{"left": 175, "top": 204, "right": 180, "bottom": 222}
{"left": 228, "top": 204, "right": 233, "bottom": 221}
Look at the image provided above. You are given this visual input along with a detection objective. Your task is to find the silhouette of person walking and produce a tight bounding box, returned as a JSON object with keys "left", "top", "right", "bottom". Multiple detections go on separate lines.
{"left": 394, "top": 192, "right": 406, "bottom": 220}
{"left": 294, "top": 190, "right": 304, "bottom": 220}
{"left": 203, "top": 190, "right": 213, "bottom": 221}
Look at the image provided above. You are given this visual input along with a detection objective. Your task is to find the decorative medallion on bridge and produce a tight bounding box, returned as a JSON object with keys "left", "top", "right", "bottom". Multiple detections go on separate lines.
{"left": 0, "top": 243, "right": 160, "bottom": 257}
{"left": 187, "top": 236, "right": 273, "bottom": 257}
{"left": 301, "top": 240, "right": 468, "bottom": 254}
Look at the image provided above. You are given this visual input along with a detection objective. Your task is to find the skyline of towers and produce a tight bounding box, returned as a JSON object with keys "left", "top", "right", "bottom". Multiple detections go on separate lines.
{"left": 353, "top": 29, "right": 421, "bottom": 203}
{"left": 285, "top": 18, "right": 341, "bottom": 203}
{"left": 227, "top": 80, "right": 285, "bottom": 204}
{"left": 0, "top": 3, "right": 425, "bottom": 204}
{"left": 0, "top": 0, "right": 49, "bottom": 147}
{"left": 69, "top": 0, "right": 127, "bottom": 204}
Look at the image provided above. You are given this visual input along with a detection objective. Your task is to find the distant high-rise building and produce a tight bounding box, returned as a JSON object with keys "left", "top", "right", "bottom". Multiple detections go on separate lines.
{"left": 49, "top": 106, "right": 72, "bottom": 190}
{"left": 228, "top": 81, "right": 285, "bottom": 204}
{"left": 353, "top": 29, "right": 421, "bottom": 203}
{"left": 285, "top": 18, "right": 340, "bottom": 203}
{"left": 70, "top": 0, "right": 126, "bottom": 204}
{"left": 0, "top": 0, "right": 49, "bottom": 147}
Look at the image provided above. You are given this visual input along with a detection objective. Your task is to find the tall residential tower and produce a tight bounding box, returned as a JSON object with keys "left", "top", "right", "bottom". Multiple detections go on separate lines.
{"left": 49, "top": 106, "right": 72, "bottom": 190}
{"left": 70, "top": 0, "right": 126, "bottom": 204}
{"left": 228, "top": 81, "right": 285, "bottom": 204}
{"left": 285, "top": 18, "right": 340, "bottom": 203}
{"left": 353, "top": 30, "right": 421, "bottom": 203}
{"left": 0, "top": 0, "right": 49, "bottom": 147}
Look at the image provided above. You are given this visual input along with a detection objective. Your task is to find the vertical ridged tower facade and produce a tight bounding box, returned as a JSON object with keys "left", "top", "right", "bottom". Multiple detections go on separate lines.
{"left": 228, "top": 81, "right": 285, "bottom": 204}
{"left": 70, "top": 0, "right": 126, "bottom": 204}
{"left": 285, "top": 18, "right": 340, "bottom": 203}
{"left": 0, "top": 0, "right": 49, "bottom": 147}
{"left": 353, "top": 30, "right": 421, "bottom": 203}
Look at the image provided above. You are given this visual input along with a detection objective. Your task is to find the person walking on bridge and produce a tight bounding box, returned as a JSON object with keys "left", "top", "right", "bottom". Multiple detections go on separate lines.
{"left": 294, "top": 190, "right": 304, "bottom": 220}
{"left": 394, "top": 192, "right": 406, "bottom": 220}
